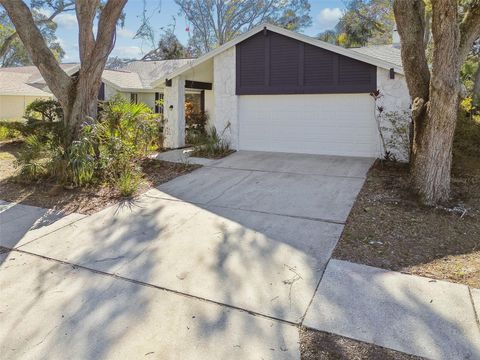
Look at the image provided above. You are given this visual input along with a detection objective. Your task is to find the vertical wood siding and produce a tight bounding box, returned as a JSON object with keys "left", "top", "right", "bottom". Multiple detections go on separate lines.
{"left": 236, "top": 30, "right": 376, "bottom": 95}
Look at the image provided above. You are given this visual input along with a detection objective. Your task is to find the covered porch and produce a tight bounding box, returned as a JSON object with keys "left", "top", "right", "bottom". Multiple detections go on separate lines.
{"left": 162, "top": 59, "right": 214, "bottom": 149}
{"left": 162, "top": 47, "right": 238, "bottom": 150}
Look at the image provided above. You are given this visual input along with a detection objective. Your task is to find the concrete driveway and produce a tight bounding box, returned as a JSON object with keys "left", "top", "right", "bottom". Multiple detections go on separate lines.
{"left": 1, "top": 151, "right": 373, "bottom": 359}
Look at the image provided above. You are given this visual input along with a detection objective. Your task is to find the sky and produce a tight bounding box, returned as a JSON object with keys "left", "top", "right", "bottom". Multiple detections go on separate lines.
{"left": 53, "top": 0, "right": 345, "bottom": 62}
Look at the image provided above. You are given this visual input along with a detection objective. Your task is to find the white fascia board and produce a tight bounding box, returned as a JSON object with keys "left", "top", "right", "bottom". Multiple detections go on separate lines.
{"left": 160, "top": 23, "right": 404, "bottom": 84}
{"left": 0, "top": 92, "right": 53, "bottom": 97}
{"left": 27, "top": 64, "right": 81, "bottom": 85}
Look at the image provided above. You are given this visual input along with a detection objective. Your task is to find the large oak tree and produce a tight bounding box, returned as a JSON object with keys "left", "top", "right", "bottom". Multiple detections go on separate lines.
{"left": 0, "top": 0, "right": 74, "bottom": 65}
{"left": 393, "top": 0, "right": 480, "bottom": 204}
{"left": 175, "top": 0, "right": 312, "bottom": 55}
{"left": 0, "top": 0, "right": 127, "bottom": 144}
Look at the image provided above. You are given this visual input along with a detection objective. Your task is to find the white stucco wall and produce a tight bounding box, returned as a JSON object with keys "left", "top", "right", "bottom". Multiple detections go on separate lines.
{"left": 104, "top": 84, "right": 124, "bottom": 101}
{"left": 204, "top": 89, "right": 215, "bottom": 127}
{"left": 0, "top": 95, "right": 52, "bottom": 120}
{"left": 104, "top": 84, "right": 157, "bottom": 111}
{"left": 137, "top": 93, "right": 156, "bottom": 110}
{"left": 163, "top": 76, "right": 185, "bottom": 148}
{"left": 213, "top": 47, "right": 238, "bottom": 149}
{"left": 376, "top": 68, "right": 411, "bottom": 161}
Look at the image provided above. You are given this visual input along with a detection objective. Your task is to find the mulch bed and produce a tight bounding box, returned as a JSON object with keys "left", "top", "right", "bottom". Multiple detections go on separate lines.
{"left": 0, "top": 141, "right": 200, "bottom": 215}
{"left": 300, "top": 328, "right": 424, "bottom": 360}
{"left": 189, "top": 148, "right": 236, "bottom": 159}
{"left": 333, "top": 157, "right": 480, "bottom": 288}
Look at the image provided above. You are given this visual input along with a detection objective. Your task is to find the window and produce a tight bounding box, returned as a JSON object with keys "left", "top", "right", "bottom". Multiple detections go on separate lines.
{"left": 130, "top": 93, "right": 138, "bottom": 104}
{"left": 155, "top": 92, "right": 164, "bottom": 114}
{"left": 98, "top": 83, "right": 105, "bottom": 101}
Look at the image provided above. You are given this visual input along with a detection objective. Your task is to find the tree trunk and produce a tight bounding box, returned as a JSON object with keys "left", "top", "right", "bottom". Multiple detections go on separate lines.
{"left": 1, "top": 0, "right": 126, "bottom": 145}
{"left": 62, "top": 77, "right": 100, "bottom": 145}
{"left": 409, "top": 0, "right": 461, "bottom": 205}
{"left": 411, "top": 91, "right": 459, "bottom": 204}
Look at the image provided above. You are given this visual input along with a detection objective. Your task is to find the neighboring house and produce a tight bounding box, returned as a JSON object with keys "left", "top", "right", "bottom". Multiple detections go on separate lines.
{"left": 0, "top": 64, "right": 78, "bottom": 120}
{"left": 160, "top": 23, "right": 411, "bottom": 160}
{"left": 0, "top": 70, "right": 51, "bottom": 121}
{"left": 0, "top": 60, "right": 194, "bottom": 120}
{"left": 100, "top": 59, "right": 196, "bottom": 113}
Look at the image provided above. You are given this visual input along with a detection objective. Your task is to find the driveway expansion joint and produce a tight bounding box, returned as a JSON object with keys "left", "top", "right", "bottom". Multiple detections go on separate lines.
{"left": 11, "top": 248, "right": 301, "bottom": 328}
{"left": 469, "top": 287, "right": 480, "bottom": 330}
{"left": 14, "top": 213, "right": 87, "bottom": 250}
{"left": 141, "top": 194, "right": 346, "bottom": 225}
{"left": 206, "top": 164, "right": 368, "bottom": 180}
{"left": 299, "top": 257, "right": 333, "bottom": 325}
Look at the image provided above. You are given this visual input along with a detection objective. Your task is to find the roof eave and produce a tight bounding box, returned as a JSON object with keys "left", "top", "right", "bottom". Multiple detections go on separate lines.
{"left": 160, "top": 23, "right": 404, "bottom": 83}
{"left": 0, "top": 92, "right": 53, "bottom": 97}
{"left": 101, "top": 77, "right": 163, "bottom": 93}
{"left": 27, "top": 64, "right": 81, "bottom": 84}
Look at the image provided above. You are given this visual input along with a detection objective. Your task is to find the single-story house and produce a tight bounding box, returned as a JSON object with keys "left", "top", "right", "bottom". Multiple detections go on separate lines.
{"left": 0, "top": 64, "right": 78, "bottom": 120}
{"left": 160, "top": 23, "right": 411, "bottom": 159}
{"left": 0, "top": 60, "right": 196, "bottom": 120}
{"left": 100, "top": 59, "right": 199, "bottom": 112}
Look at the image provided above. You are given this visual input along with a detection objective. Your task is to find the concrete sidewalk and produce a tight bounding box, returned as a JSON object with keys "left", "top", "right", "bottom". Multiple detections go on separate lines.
{"left": 304, "top": 260, "right": 480, "bottom": 360}
{"left": 0, "top": 200, "right": 85, "bottom": 249}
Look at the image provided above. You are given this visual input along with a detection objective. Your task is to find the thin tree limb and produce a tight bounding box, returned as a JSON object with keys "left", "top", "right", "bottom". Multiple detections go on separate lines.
{"left": 393, "top": 0, "right": 430, "bottom": 102}
{"left": 0, "top": 0, "right": 72, "bottom": 104}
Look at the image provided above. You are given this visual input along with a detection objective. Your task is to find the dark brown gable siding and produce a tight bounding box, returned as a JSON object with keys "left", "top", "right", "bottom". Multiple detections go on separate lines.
{"left": 238, "top": 32, "right": 265, "bottom": 87}
{"left": 236, "top": 30, "right": 376, "bottom": 95}
{"left": 269, "top": 33, "right": 299, "bottom": 86}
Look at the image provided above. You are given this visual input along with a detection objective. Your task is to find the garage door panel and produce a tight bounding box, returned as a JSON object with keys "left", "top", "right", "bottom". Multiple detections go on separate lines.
{"left": 238, "top": 94, "right": 380, "bottom": 157}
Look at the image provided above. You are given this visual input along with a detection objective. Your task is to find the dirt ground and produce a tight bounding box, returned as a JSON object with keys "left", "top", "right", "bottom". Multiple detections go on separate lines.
{"left": 333, "top": 157, "right": 480, "bottom": 288}
{"left": 0, "top": 141, "right": 200, "bottom": 215}
{"left": 300, "top": 328, "right": 423, "bottom": 360}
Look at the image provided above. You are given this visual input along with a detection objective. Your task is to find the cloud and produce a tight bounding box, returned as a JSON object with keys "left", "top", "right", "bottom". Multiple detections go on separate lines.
{"left": 55, "top": 13, "right": 78, "bottom": 28}
{"left": 111, "top": 46, "right": 142, "bottom": 58}
{"left": 316, "top": 8, "right": 342, "bottom": 30}
{"left": 117, "top": 27, "right": 135, "bottom": 39}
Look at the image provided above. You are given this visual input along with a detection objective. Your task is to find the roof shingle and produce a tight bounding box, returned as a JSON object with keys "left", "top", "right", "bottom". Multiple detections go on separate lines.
{"left": 350, "top": 45, "right": 403, "bottom": 69}
{"left": 0, "top": 71, "right": 52, "bottom": 96}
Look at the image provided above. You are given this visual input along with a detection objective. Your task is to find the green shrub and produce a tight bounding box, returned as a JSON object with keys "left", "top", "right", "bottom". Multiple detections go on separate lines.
{"left": 190, "top": 126, "right": 231, "bottom": 159}
{"left": 0, "top": 118, "right": 61, "bottom": 142}
{"left": 24, "top": 99, "right": 63, "bottom": 123}
{"left": 115, "top": 167, "right": 142, "bottom": 197}
{"left": 14, "top": 95, "right": 159, "bottom": 194}
{"left": 0, "top": 122, "right": 22, "bottom": 141}
{"left": 16, "top": 134, "right": 50, "bottom": 180}
{"left": 99, "top": 95, "right": 161, "bottom": 155}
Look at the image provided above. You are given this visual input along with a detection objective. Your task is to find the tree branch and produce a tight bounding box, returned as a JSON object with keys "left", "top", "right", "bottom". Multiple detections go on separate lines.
{"left": 0, "top": 0, "right": 72, "bottom": 104}
{"left": 459, "top": 0, "right": 480, "bottom": 63}
{"left": 0, "top": 32, "right": 17, "bottom": 61}
{"left": 393, "top": 0, "right": 431, "bottom": 102}
{"left": 92, "top": 0, "right": 127, "bottom": 68}
{"left": 76, "top": 0, "right": 98, "bottom": 65}
{"left": 0, "top": 0, "right": 75, "bottom": 61}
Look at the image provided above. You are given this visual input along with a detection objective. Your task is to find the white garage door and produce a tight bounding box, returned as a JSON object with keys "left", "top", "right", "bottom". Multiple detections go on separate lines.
{"left": 238, "top": 94, "right": 380, "bottom": 157}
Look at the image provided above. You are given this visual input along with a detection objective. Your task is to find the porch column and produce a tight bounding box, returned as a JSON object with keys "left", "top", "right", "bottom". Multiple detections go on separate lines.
{"left": 163, "top": 75, "right": 185, "bottom": 148}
